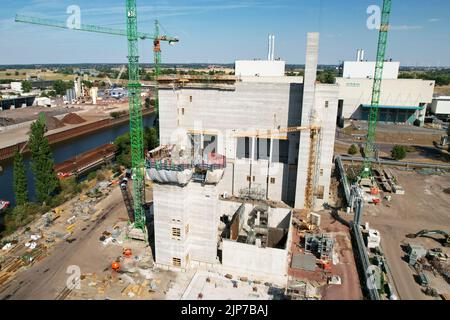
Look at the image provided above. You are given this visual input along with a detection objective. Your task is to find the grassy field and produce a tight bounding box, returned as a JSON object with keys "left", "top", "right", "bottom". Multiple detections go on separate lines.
{"left": 0, "top": 69, "right": 74, "bottom": 81}
{"left": 434, "top": 85, "right": 450, "bottom": 96}
{"left": 0, "top": 69, "right": 108, "bottom": 82}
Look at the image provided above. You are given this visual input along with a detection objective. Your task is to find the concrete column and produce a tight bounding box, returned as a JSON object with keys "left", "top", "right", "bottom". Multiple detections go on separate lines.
{"left": 295, "top": 32, "right": 320, "bottom": 209}
{"left": 269, "top": 137, "right": 274, "bottom": 163}
{"left": 251, "top": 136, "right": 257, "bottom": 161}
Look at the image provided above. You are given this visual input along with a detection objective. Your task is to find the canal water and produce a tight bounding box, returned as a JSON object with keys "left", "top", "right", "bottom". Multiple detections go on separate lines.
{"left": 0, "top": 114, "right": 156, "bottom": 208}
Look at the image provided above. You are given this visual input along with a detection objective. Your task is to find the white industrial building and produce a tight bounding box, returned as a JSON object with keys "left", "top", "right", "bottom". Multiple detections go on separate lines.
{"left": 337, "top": 51, "right": 435, "bottom": 127}
{"left": 147, "top": 32, "right": 339, "bottom": 281}
{"left": 430, "top": 96, "right": 450, "bottom": 120}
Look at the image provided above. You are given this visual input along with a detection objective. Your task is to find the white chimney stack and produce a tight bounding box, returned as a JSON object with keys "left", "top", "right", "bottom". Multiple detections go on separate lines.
{"left": 267, "top": 34, "right": 272, "bottom": 61}
{"left": 271, "top": 35, "right": 275, "bottom": 60}
{"left": 360, "top": 49, "right": 365, "bottom": 61}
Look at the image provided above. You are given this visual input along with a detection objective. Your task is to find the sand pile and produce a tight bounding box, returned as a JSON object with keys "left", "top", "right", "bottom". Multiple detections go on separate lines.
{"left": 44, "top": 114, "right": 65, "bottom": 130}
{"left": 61, "top": 113, "right": 86, "bottom": 125}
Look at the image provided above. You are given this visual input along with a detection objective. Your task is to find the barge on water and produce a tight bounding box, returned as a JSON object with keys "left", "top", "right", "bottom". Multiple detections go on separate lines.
{"left": 55, "top": 143, "right": 117, "bottom": 178}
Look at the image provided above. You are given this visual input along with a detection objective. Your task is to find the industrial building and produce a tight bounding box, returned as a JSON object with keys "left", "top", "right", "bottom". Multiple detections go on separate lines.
{"left": 430, "top": 96, "right": 450, "bottom": 120}
{"left": 336, "top": 50, "right": 435, "bottom": 126}
{"left": 146, "top": 32, "right": 339, "bottom": 280}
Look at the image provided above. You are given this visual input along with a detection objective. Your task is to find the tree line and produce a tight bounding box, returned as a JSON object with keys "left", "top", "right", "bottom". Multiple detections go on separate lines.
{"left": 3, "top": 115, "right": 61, "bottom": 236}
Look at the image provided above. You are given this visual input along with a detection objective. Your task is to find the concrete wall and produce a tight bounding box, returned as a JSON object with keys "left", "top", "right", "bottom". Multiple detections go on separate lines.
{"left": 431, "top": 97, "right": 450, "bottom": 115}
{"left": 268, "top": 207, "right": 291, "bottom": 229}
{"left": 336, "top": 78, "right": 435, "bottom": 119}
{"left": 217, "top": 159, "right": 291, "bottom": 204}
{"left": 235, "top": 60, "right": 285, "bottom": 77}
{"left": 222, "top": 239, "right": 288, "bottom": 278}
{"left": 314, "top": 84, "right": 339, "bottom": 209}
{"left": 342, "top": 61, "right": 400, "bottom": 79}
{"left": 295, "top": 32, "right": 319, "bottom": 209}
{"left": 153, "top": 183, "right": 221, "bottom": 268}
{"left": 159, "top": 81, "right": 303, "bottom": 151}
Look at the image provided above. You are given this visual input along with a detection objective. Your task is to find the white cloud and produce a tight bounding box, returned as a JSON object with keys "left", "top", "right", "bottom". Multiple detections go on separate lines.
{"left": 428, "top": 18, "right": 440, "bottom": 23}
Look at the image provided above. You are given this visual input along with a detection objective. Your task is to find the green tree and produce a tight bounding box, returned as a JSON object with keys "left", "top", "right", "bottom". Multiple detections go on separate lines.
{"left": 145, "top": 127, "right": 159, "bottom": 151}
{"left": 28, "top": 119, "right": 59, "bottom": 204}
{"left": 21, "top": 80, "right": 32, "bottom": 93}
{"left": 82, "top": 80, "right": 93, "bottom": 89}
{"left": 13, "top": 151, "right": 28, "bottom": 206}
{"left": 53, "top": 80, "right": 72, "bottom": 96}
{"left": 391, "top": 145, "right": 407, "bottom": 161}
{"left": 145, "top": 97, "right": 151, "bottom": 109}
{"left": 317, "top": 69, "right": 336, "bottom": 84}
{"left": 114, "top": 132, "right": 132, "bottom": 167}
{"left": 348, "top": 144, "right": 358, "bottom": 155}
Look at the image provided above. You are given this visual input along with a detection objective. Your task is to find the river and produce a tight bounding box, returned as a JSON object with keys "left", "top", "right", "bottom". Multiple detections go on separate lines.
{"left": 0, "top": 114, "right": 156, "bottom": 207}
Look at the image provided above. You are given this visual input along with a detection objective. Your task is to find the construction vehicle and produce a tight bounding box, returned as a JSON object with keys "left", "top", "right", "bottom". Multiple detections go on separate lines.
{"left": 360, "top": 0, "right": 392, "bottom": 178}
{"left": 111, "top": 261, "right": 121, "bottom": 271}
{"left": 15, "top": 1, "right": 179, "bottom": 236}
{"left": 406, "top": 230, "right": 450, "bottom": 247}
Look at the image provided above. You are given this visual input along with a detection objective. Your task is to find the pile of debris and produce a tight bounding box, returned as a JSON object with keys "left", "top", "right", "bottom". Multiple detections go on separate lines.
{"left": 61, "top": 113, "right": 86, "bottom": 125}
{"left": 42, "top": 113, "right": 65, "bottom": 130}
{"left": 0, "top": 233, "right": 49, "bottom": 287}
{"left": 286, "top": 280, "right": 322, "bottom": 300}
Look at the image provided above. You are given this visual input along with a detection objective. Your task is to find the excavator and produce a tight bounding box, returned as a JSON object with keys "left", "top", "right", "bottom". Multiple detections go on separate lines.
{"left": 406, "top": 230, "right": 450, "bottom": 247}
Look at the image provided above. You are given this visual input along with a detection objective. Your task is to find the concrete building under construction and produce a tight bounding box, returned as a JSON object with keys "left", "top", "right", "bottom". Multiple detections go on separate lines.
{"left": 146, "top": 32, "right": 339, "bottom": 281}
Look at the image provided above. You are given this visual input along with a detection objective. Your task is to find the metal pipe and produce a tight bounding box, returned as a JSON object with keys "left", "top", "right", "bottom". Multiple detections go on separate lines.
{"left": 338, "top": 154, "right": 450, "bottom": 170}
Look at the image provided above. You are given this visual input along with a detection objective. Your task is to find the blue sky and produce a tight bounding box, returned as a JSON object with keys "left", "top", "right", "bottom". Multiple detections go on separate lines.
{"left": 0, "top": 0, "right": 449, "bottom": 66}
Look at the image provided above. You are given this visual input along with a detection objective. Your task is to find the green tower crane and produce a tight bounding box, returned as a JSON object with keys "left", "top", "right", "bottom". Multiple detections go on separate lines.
{"left": 153, "top": 19, "right": 161, "bottom": 124}
{"left": 125, "top": 0, "right": 146, "bottom": 230}
{"left": 361, "top": 0, "right": 392, "bottom": 178}
{"left": 15, "top": 2, "right": 178, "bottom": 233}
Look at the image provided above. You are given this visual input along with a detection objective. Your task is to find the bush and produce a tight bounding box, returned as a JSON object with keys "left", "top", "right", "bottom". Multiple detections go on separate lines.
{"left": 110, "top": 111, "right": 127, "bottom": 119}
{"left": 348, "top": 144, "right": 358, "bottom": 155}
{"left": 2, "top": 203, "right": 44, "bottom": 235}
{"left": 87, "top": 171, "right": 97, "bottom": 181}
{"left": 60, "top": 177, "right": 82, "bottom": 195}
{"left": 391, "top": 145, "right": 407, "bottom": 160}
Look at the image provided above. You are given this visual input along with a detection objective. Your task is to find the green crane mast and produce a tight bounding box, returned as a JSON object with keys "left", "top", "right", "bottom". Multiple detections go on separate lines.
{"left": 125, "top": 0, "right": 146, "bottom": 231}
{"left": 153, "top": 19, "right": 161, "bottom": 125}
{"left": 361, "top": 0, "right": 392, "bottom": 178}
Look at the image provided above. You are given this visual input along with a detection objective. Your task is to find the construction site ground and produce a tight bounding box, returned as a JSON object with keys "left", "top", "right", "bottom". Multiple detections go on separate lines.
{"left": 0, "top": 178, "right": 287, "bottom": 300}
{"left": 364, "top": 168, "right": 450, "bottom": 300}
{"left": 288, "top": 211, "right": 363, "bottom": 300}
{"left": 335, "top": 122, "right": 450, "bottom": 164}
{"left": 0, "top": 103, "right": 129, "bottom": 149}
{"left": 0, "top": 181, "right": 194, "bottom": 300}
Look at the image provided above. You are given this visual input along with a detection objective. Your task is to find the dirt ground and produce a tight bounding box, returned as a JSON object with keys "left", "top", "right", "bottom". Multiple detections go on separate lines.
{"left": 338, "top": 122, "right": 445, "bottom": 147}
{"left": 364, "top": 168, "right": 450, "bottom": 300}
{"left": 288, "top": 211, "right": 363, "bottom": 300}
{"left": 0, "top": 185, "right": 185, "bottom": 300}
